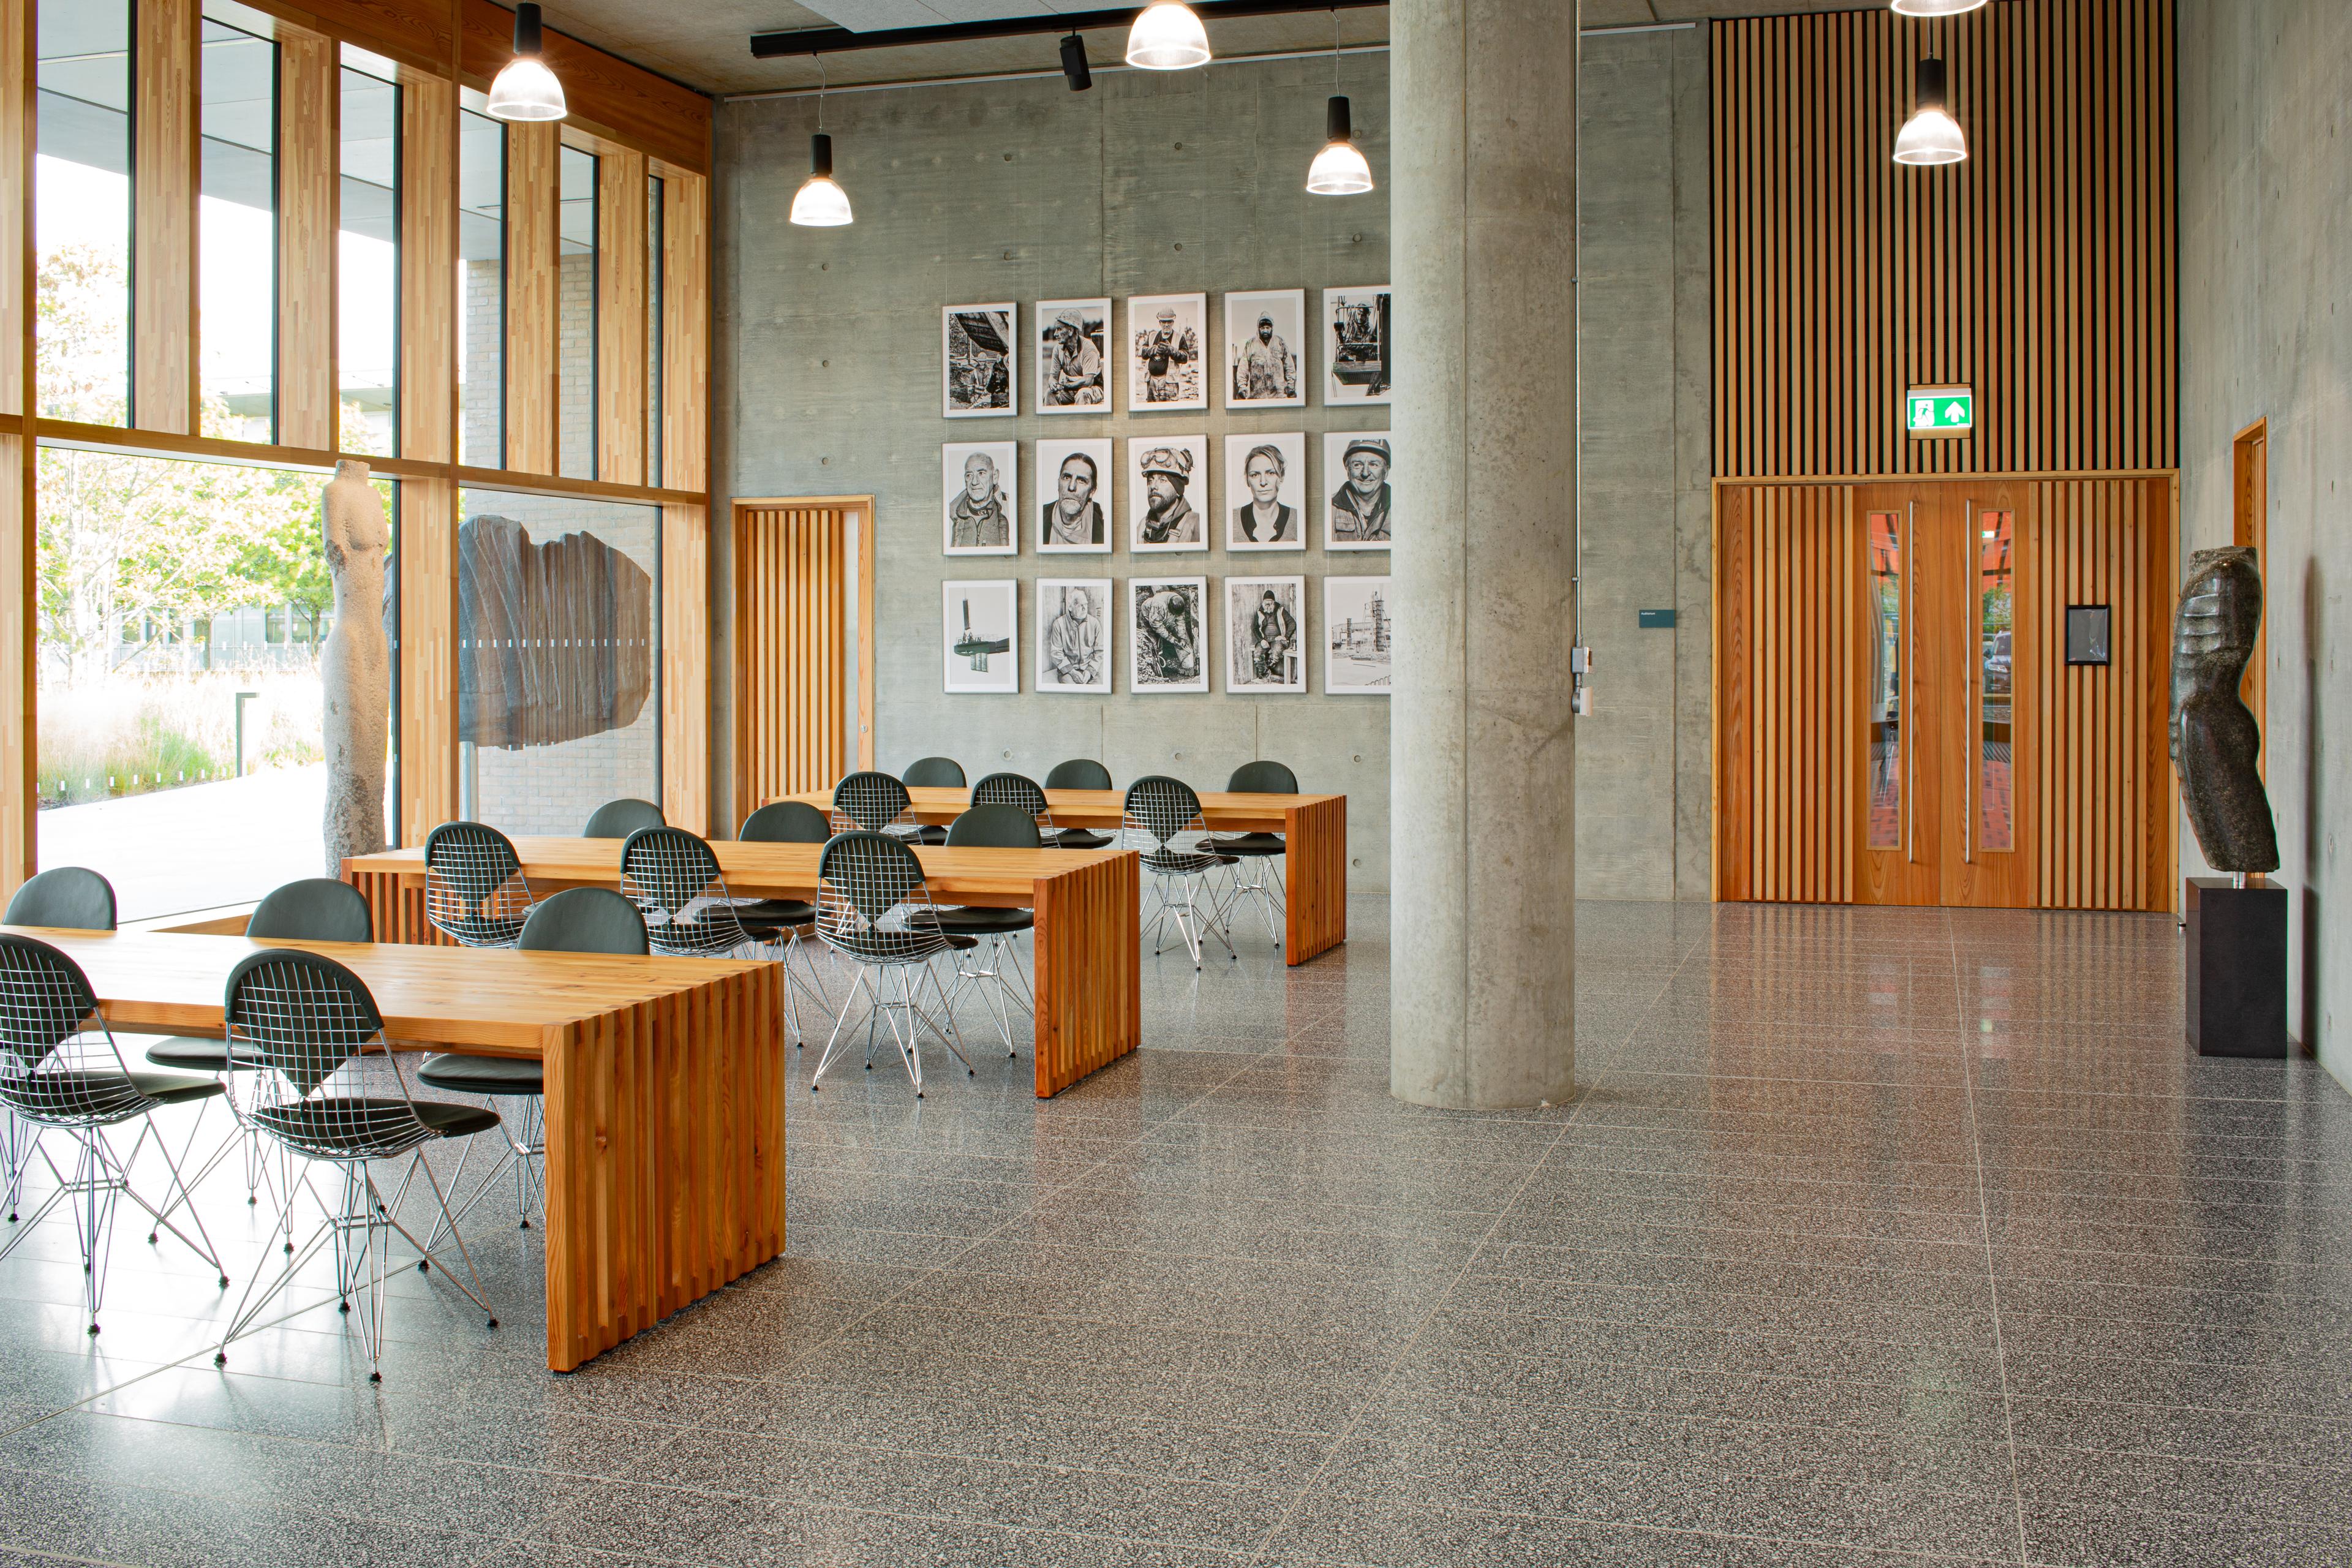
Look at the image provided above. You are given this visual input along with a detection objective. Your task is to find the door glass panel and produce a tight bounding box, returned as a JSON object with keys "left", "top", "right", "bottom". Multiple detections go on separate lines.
{"left": 1978, "top": 509, "right": 2014, "bottom": 853}
{"left": 1866, "top": 511, "right": 1902, "bottom": 850}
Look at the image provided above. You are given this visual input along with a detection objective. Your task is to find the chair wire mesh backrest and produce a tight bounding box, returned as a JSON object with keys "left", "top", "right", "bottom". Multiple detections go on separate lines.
{"left": 832, "top": 771, "right": 915, "bottom": 835}
{"left": 225, "top": 949, "right": 432, "bottom": 1161}
{"left": 0, "top": 935, "right": 144, "bottom": 1126}
{"left": 1045, "top": 758, "right": 1112, "bottom": 792}
{"left": 2, "top": 867, "right": 117, "bottom": 932}
{"left": 1227, "top": 760, "right": 1300, "bottom": 794}
{"left": 582, "top": 798, "right": 666, "bottom": 839}
{"left": 424, "top": 822, "right": 533, "bottom": 948}
{"left": 970, "top": 772, "right": 1052, "bottom": 837}
{"left": 1123, "top": 776, "right": 1217, "bottom": 871}
{"left": 816, "top": 832, "right": 951, "bottom": 966}
{"left": 739, "top": 801, "right": 831, "bottom": 843}
{"left": 620, "top": 827, "right": 766, "bottom": 957}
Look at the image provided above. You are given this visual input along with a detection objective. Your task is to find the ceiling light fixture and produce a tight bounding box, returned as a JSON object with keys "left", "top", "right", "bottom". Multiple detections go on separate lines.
{"left": 1060, "top": 32, "right": 1093, "bottom": 91}
{"left": 1893, "top": 53, "right": 1966, "bottom": 165}
{"left": 486, "top": 2, "right": 567, "bottom": 123}
{"left": 1306, "top": 13, "right": 1370, "bottom": 195}
{"left": 1890, "top": 0, "right": 1988, "bottom": 16}
{"left": 1125, "top": 1, "right": 1211, "bottom": 71}
{"left": 790, "top": 58, "right": 852, "bottom": 227}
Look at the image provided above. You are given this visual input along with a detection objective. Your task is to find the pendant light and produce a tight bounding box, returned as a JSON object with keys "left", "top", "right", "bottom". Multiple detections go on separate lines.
{"left": 790, "top": 59, "right": 852, "bottom": 227}
{"left": 486, "top": 2, "right": 567, "bottom": 123}
{"left": 1890, "top": 0, "right": 1988, "bottom": 15}
{"left": 1893, "top": 54, "right": 1967, "bottom": 165}
{"left": 1305, "top": 15, "right": 1371, "bottom": 195}
{"left": 1125, "top": 2, "right": 1210, "bottom": 71}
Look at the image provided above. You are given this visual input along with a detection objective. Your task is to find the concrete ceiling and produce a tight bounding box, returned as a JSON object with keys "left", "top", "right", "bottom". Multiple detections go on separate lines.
{"left": 539, "top": 0, "right": 1886, "bottom": 96}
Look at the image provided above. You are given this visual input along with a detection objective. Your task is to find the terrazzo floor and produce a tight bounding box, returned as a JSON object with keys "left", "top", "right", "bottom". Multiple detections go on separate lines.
{"left": 0, "top": 897, "right": 2347, "bottom": 1567}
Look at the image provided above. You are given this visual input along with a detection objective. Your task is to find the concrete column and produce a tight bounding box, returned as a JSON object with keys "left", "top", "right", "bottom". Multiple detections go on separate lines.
{"left": 1389, "top": 0, "right": 1578, "bottom": 1109}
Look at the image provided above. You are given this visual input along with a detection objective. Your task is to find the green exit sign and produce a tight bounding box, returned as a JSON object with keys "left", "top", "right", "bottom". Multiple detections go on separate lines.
{"left": 1907, "top": 385, "right": 1973, "bottom": 437}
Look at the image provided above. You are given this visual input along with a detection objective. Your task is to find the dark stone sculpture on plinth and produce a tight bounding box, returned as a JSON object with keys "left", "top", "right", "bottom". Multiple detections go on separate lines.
{"left": 2169, "top": 546, "right": 2285, "bottom": 1058}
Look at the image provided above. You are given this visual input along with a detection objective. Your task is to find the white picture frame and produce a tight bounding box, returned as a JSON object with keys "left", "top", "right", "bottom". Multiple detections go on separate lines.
{"left": 1128, "top": 576, "right": 1210, "bottom": 695}
{"left": 941, "top": 441, "right": 1019, "bottom": 556}
{"left": 1322, "top": 431, "right": 1393, "bottom": 551}
{"left": 1126, "top": 293, "right": 1208, "bottom": 413}
{"left": 1324, "top": 576, "right": 1392, "bottom": 695}
{"left": 1035, "top": 578, "right": 1113, "bottom": 695}
{"left": 1319, "top": 284, "right": 1392, "bottom": 405}
{"left": 1035, "top": 297, "right": 1110, "bottom": 414}
{"left": 943, "top": 579, "right": 1019, "bottom": 693}
{"left": 1035, "top": 437, "right": 1114, "bottom": 554}
{"left": 1226, "top": 575, "right": 1307, "bottom": 695}
{"left": 1221, "top": 288, "right": 1306, "bottom": 409}
{"left": 943, "top": 303, "right": 1017, "bottom": 418}
{"left": 1128, "top": 434, "right": 1210, "bottom": 553}
{"left": 1223, "top": 432, "right": 1308, "bottom": 552}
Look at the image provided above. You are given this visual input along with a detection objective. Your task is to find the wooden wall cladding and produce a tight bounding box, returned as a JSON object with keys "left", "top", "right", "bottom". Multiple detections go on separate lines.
{"left": 658, "top": 176, "right": 708, "bottom": 494}
{"left": 0, "top": 0, "right": 24, "bottom": 421}
{"left": 596, "top": 146, "right": 648, "bottom": 488}
{"left": 1713, "top": 483, "right": 1859, "bottom": 904}
{"left": 460, "top": 0, "right": 709, "bottom": 176}
{"left": 399, "top": 477, "right": 458, "bottom": 845}
{"left": 134, "top": 0, "right": 199, "bottom": 437}
{"left": 236, "top": 0, "right": 456, "bottom": 82}
{"left": 278, "top": 31, "right": 338, "bottom": 450}
{"left": 1711, "top": 0, "right": 2177, "bottom": 478}
{"left": 733, "top": 501, "right": 862, "bottom": 818}
{"left": 660, "top": 502, "right": 709, "bottom": 835}
{"left": 399, "top": 73, "right": 456, "bottom": 463}
{"left": 504, "top": 121, "right": 559, "bottom": 476}
{"left": 2020, "top": 477, "right": 2175, "bottom": 911}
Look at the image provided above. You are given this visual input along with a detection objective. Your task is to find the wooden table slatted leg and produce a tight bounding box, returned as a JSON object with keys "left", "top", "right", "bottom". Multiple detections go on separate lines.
{"left": 1283, "top": 797, "right": 1349, "bottom": 964}
{"left": 1031, "top": 851, "right": 1144, "bottom": 1096}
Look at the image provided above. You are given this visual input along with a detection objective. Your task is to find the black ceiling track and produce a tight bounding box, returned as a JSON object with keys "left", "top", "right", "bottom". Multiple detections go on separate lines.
{"left": 750, "top": 0, "right": 1388, "bottom": 60}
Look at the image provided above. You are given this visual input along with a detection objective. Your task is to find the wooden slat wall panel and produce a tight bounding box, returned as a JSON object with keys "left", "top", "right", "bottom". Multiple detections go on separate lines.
{"left": 0, "top": 0, "right": 22, "bottom": 423}
{"left": 399, "top": 477, "right": 458, "bottom": 845}
{"left": 732, "top": 503, "right": 856, "bottom": 816}
{"left": 1711, "top": 1, "right": 2176, "bottom": 479}
{"left": 400, "top": 72, "right": 456, "bottom": 462}
{"left": 659, "top": 176, "right": 707, "bottom": 494}
{"left": 278, "top": 28, "right": 338, "bottom": 450}
{"left": 504, "top": 121, "right": 558, "bottom": 475}
{"left": 2, "top": 0, "right": 29, "bottom": 894}
{"left": 1717, "top": 484, "right": 1857, "bottom": 903}
{"left": 660, "top": 502, "right": 708, "bottom": 834}
{"left": 134, "top": 0, "right": 199, "bottom": 436}
{"left": 595, "top": 146, "right": 647, "bottom": 487}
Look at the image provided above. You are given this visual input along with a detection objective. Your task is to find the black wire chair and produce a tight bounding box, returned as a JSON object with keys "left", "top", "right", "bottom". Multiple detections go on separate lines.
{"left": 216, "top": 949, "right": 500, "bottom": 1382}
{"left": 424, "top": 821, "right": 535, "bottom": 948}
{"left": 830, "top": 770, "right": 921, "bottom": 844}
{"left": 810, "top": 832, "right": 975, "bottom": 1095}
{"left": 0, "top": 866, "right": 121, "bottom": 1228}
{"left": 970, "top": 771, "right": 1055, "bottom": 840}
{"left": 736, "top": 803, "right": 835, "bottom": 1043}
{"left": 1200, "top": 760, "right": 1298, "bottom": 945}
{"left": 1042, "top": 759, "right": 1117, "bottom": 850}
{"left": 0, "top": 935, "right": 227, "bottom": 1335}
{"left": 935, "top": 805, "right": 1041, "bottom": 1057}
{"left": 581, "top": 797, "right": 665, "bottom": 839}
{"left": 900, "top": 757, "right": 966, "bottom": 845}
{"left": 1123, "top": 777, "right": 1240, "bottom": 968}
{"left": 620, "top": 827, "right": 786, "bottom": 959}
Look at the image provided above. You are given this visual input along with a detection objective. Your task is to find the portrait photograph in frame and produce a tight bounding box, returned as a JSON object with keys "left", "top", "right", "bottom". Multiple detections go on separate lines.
{"left": 943, "top": 303, "right": 1017, "bottom": 418}
{"left": 943, "top": 579, "right": 1019, "bottom": 693}
{"left": 1128, "top": 576, "right": 1209, "bottom": 694}
{"left": 1035, "top": 578, "right": 1113, "bottom": 695}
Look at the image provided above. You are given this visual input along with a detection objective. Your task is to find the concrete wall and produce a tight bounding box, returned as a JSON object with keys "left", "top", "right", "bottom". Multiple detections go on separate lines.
{"left": 2179, "top": 0, "right": 2352, "bottom": 1085}
{"left": 714, "top": 30, "right": 1712, "bottom": 897}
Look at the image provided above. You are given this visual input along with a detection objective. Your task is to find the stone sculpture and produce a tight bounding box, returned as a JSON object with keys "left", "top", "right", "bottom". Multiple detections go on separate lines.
{"left": 320, "top": 461, "right": 391, "bottom": 876}
{"left": 2169, "top": 546, "right": 2278, "bottom": 876}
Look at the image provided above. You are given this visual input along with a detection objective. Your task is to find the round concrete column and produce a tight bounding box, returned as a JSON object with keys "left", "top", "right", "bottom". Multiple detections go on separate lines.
{"left": 1389, "top": 0, "right": 1578, "bottom": 1109}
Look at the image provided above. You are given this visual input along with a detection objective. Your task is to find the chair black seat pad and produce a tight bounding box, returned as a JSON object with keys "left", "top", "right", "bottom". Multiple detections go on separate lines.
{"left": 731, "top": 899, "right": 816, "bottom": 927}
{"left": 417, "top": 1053, "right": 545, "bottom": 1098}
{"left": 1142, "top": 850, "right": 1240, "bottom": 876}
{"left": 0, "top": 1068, "right": 222, "bottom": 1126}
{"left": 910, "top": 825, "right": 949, "bottom": 846}
{"left": 434, "top": 913, "right": 530, "bottom": 948}
{"left": 933, "top": 906, "right": 1037, "bottom": 936}
{"left": 1053, "top": 829, "right": 1115, "bottom": 850}
{"left": 1203, "top": 833, "right": 1287, "bottom": 857}
{"left": 143, "top": 1037, "right": 264, "bottom": 1073}
{"left": 257, "top": 1096, "right": 499, "bottom": 1159}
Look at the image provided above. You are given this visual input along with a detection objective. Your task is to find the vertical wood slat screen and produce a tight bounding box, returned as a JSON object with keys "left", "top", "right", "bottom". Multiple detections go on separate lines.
{"left": 1715, "top": 484, "right": 1858, "bottom": 903}
{"left": 1711, "top": 0, "right": 2176, "bottom": 478}
{"left": 2022, "top": 477, "right": 2174, "bottom": 910}
{"left": 733, "top": 503, "right": 853, "bottom": 816}
{"left": 661, "top": 503, "right": 709, "bottom": 834}
{"left": 276, "top": 31, "right": 336, "bottom": 450}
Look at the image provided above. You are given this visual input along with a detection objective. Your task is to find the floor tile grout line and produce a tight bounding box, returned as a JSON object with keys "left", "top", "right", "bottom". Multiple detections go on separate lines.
{"left": 1950, "top": 910, "right": 2034, "bottom": 1567}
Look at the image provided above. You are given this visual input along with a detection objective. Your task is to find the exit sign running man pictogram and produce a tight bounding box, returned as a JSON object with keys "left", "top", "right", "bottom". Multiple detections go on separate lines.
{"left": 1906, "top": 385, "right": 1973, "bottom": 437}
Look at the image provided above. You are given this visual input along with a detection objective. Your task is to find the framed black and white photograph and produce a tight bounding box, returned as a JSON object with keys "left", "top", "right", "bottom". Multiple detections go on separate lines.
{"left": 1223, "top": 288, "right": 1305, "bottom": 409}
{"left": 943, "top": 303, "right": 1016, "bottom": 418}
{"left": 1127, "top": 293, "right": 1207, "bottom": 412}
{"left": 1128, "top": 577, "right": 1209, "bottom": 695}
{"left": 941, "top": 441, "right": 1018, "bottom": 556}
{"left": 1320, "top": 284, "right": 1392, "bottom": 405}
{"left": 1223, "top": 432, "right": 1308, "bottom": 552}
{"left": 942, "top": 579, "right": 1019, "bottom": 693}
{"left": 1226, "top": 576, "right": 1306, "bottom": 695}
{"left": 1036, "top": 437, "right": 1112, "bottom": 554}
{"left": 1324, "top": 431, "right": 1393, "bottom": 550}
{"left": 1129, "top": 435, "right": 1209, "bottom": 553}
{"left": 1035, "top": 578, "right": 1112, "bottom": 695}
{"left": 1035, "top": 298, "right": 1109, "bottom": 413}
{"left": 1324, "top": 576, "right": 1392, "bottom": 695}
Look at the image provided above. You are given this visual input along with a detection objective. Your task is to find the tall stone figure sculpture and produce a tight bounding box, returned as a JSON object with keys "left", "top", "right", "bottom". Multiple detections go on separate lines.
{"left": 2169, "top": 547, "right": 2279, "bottom": 877}
{"left": 320, "top": 460, "right": 390, "bottom": 875}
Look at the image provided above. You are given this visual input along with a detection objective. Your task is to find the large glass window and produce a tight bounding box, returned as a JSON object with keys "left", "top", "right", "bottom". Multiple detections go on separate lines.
{"left": 458, "top": 100, "right": 505, "bottom": 467}
{"left": 36, "top": 448, "right": 398, "bottom": 919}
{"left": 339, "top": 48, "right": 401, "bottom": 455}
{"left": 1866, "top": 510, "right": 1902, "bottom": 852}
{"left": 34, "top": 0, "right": 132, "bottom": 428}
{"left": 558, "top": 145, "right": 598, "bottom": 480}
{"left": 456, "top": 491, "right": 658, "bottom": 835}
{"left": 199, "top": 6, "right": 279, "bottom": 440}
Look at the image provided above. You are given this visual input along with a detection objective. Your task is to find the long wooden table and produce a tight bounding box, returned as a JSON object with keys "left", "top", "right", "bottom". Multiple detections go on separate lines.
{"left": 776, "top": 785, "right": 1349, "bottom": 965}
{"left": 3, "top": 925, "right": 778, "bottom": 1374}
{"left": 342, "top": 840, "right": 1142, "bottom": 1099}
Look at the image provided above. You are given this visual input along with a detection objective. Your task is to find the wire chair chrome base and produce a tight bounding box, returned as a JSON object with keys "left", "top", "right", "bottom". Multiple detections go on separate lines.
{"left": 216, "top": 1147, "right": 498, "bottom": 1382}
{"left": 772, "top": 930, "right": 834, "bottom": 1047}
{"left": 942, "top": 933, "right": 1035, "bottom": 1057}
{"left": 810, "top": 959, "right": 974, "bottom": 1096}
{"left": 1145, "top": 869, "right": 1239, "bottom": 968}
{"left": 423, "top": 1095, "right": 545, "bottom": 1249}
{"left": 0, "top": 1122, "right": 228, "bottom": 1333}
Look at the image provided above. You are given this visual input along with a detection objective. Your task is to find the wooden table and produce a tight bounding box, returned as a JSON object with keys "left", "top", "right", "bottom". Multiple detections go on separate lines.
{"left": 343, "top": 840, "right": 1142, "bottom": 1099}
{"left": 776, "top": 785, "right": 1349, "bottom": 965}
{"left": 3, "top": 925, "right": 779, "bottom": 1374}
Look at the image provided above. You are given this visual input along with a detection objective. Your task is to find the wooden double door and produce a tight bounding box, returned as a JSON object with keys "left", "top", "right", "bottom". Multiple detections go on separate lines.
{"left": 1717, "top": 475, "right": 2176, "bottom": 911}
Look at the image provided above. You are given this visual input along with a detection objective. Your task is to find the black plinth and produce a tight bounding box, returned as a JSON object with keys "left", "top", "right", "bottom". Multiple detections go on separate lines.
{"left": 2185, "top": 876, "right": 2288, "bottom": 1058}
